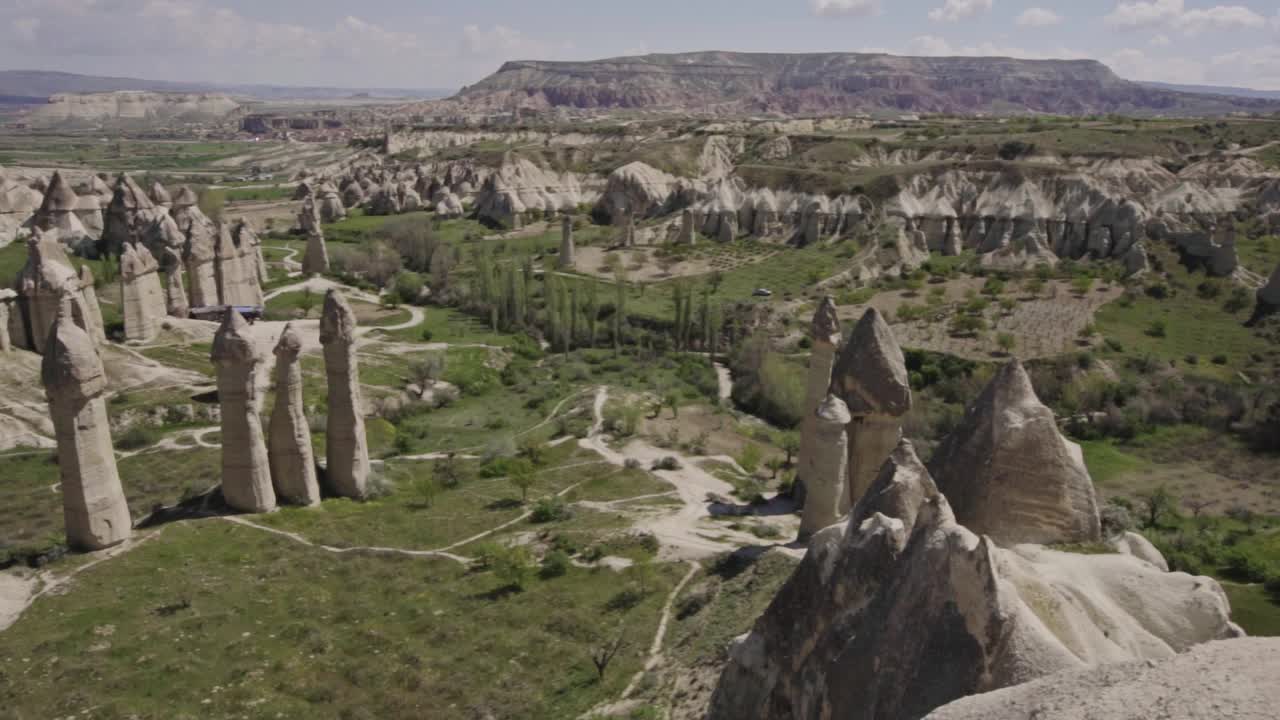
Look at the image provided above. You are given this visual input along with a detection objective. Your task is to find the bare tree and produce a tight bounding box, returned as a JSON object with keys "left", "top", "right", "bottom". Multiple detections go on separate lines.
{"left": 1183, "top": 497, "right": 1217, "bottom": 519}
{"left": 591, "top": 627, "right": 628, "bottom": 682}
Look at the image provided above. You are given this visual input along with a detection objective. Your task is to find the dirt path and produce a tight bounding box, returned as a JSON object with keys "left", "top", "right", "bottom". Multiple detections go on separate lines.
{"left": 580, "top": 387, "right": 798, "bottom": 560}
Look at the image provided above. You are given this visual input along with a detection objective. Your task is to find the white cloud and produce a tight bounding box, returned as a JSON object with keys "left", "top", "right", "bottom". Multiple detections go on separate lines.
{"left": 906, "top": 35, "right": 1087, "bottom": 60}
{"left": 0, "top": 0, "right": 569, "bottom": 86}
{"left": 1103, "top": 47, "right": 1207, "bottom": 83}
{"left": 928, "top": 0, "right": 994, "bottom": 23}
{"left": 811, "top": 0, "right": 882, "bottom": 16}
{"left": 1149, "top": 33, "right": 1171, "bottom": 45}
{"left": 1016, "top": 8, "right": 1062, "bottom": 27}
{"left": 1104, "top": 0, "right": 1267, "bottom": 34}
{"left": 1209, "top": 45, "right": 1280, "bottom": 89}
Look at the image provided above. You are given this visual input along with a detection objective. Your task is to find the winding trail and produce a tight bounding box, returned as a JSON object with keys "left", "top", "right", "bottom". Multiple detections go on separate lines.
{"left": 619, "top": 560, "right": 702, "bottom": 701}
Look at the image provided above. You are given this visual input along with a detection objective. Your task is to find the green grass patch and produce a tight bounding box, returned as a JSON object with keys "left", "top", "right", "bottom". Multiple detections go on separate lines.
{"left": 1224, "top": 583, "right": 1280, "bottom": 636}
{"left": 1079, "top": 440, "right": 1152, "bottom": 486}
{"left": 1, "top": 520, "right": 681, "bottom": 719}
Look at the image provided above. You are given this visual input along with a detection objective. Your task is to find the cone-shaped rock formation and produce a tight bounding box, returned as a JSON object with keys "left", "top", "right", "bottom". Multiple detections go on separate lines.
{"left": 211, "top": 309, "right": 276, "bottom": 513}
{"left": 320, "top": 290, "right": 369, "bottom": 499}
{"left": 928, "top": 359, "right": 1101, "bottom": 546}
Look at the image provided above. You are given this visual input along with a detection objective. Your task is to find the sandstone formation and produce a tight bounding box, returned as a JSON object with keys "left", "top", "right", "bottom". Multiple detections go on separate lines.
{"left": 231, "top": 221, "right": 266, "bottom": 304}
{"left": 829, "top": 308, "right": 911, "bottom": 513}
{"left": 0, "top": 291, "right": 12, "bottom": 352}
{"left": 797, "top": 297, "right": 841, "bottom": 500}
{"left": 174, "top": 188, "right": 220, "bottom": 308}
{"left": 678, "top": 208, "right": 695, "bottom": 245}
{"left": 708, "top": 440, "right": 1242, "bottom": 720}
{"left": 149, "top": 181, "right": 172, "bottom": 210}
{"left": 268, "top": 324, "right": 320, "bottom": 506}
{"left": 453, "top": 52, "right": 1279, "bottom": 116}
{"left": 317, "top": 182, "right": 347, "bottom": 224}
{"left": 211, "top": 309, "right": 276, "bottom": 513}
{"left": 320, "top": 290, "right": 370, "bottom": 499}
{"left": 102, "top": 174, "right": 154, "bottom": 255}
{"left": 29, "top": 91, "right": 240, "bottom": 127}
{"left": 32, "top": 171, "right": 94, "bottom": 254}
{"left": 924, "top": 638, "right": 1280, "bottom": 720}
{"left": 928, "top": 360, "right": 1101, "bottom": 546}
{"left": 42, "top": 304, "right": 132, "bottom": 551}
{"left": 797, "top": 394, "right": 851, "bottom": 540}
{"left": 214, "top": 221, "right": 253, "bottom": 306}
{"left": 558, "top": 216, "right": 575, "bottom": 269}
{"left": 1, "top": 168, "right": 44, "bottom": 248}
{"left": 298, "top": 194, "right": 322, "bottom": 235}
{"left": 119, "top": 242, "right": 166, "bottom": 343}
{"left": 76, "top": 265, "right": 107, "bottom": 345}
{"left": 471, "top": 158, "right": 586, "bottom": 228}
{"left": 160, "top": 246, "right": 189, "bottom": 318}
{"left": 14, "top": 232, "right": 100, "bottom": 354}
{"left": 302, "top": 227, "right": 330, "bottom": 275}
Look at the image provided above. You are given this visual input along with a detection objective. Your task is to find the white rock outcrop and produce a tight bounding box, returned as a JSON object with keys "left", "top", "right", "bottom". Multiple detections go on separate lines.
{"left": 320, "top": 290, "right": 370, "bottom": 499}
{"left": 211, "top": 309, "right": 276, "bottom": 514}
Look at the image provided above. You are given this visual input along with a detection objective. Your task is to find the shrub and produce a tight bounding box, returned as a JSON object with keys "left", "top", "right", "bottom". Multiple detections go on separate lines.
{"left": 115, "top": 425, "right": 160, "bottom": 451}
{"left": 540, "top": 550, "right": 571, "bottom": 579}
{"left": 530, "top": 497, "right": 573, "bottom": 524}
{"left": 491, "top": 546, "right": 535, "bottom": 591}
{"left": 651, "top": 456, "right": 682, "bottom": 471}
{"left": 1145, "top": 319, "right": 1167, "bottom": 338}
{"left": 737, "top": 444, "right": 762, "bottom": 474}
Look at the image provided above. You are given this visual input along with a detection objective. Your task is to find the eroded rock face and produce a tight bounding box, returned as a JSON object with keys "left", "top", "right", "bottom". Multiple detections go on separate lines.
{"left": 269, "top": 324, "right": 320, "bottom": 506}
{"left": 830, "top": 308, "right": 911, "bottom": 512}
{"left": 160, "top": 246, "right": 189, "bottom": 318}
{"left": 317, "top": 183, "right": 347, "bottom": 224}
{"left": 15, "top": 232, "right": 97, "bottom": 354}
{"left": 320, "top": 290, "right": 369, "bottom": 499}
{"left": 798, "top": 394, "right": 851, "bottom": 540}
{"left": 928, "top": 360, "right": 1101, "bottom": 547}
{"left": 302, "top": 227, "right": 330, "bottom": 276}
{"left": 42, "top": 306, "right": 132, "bottom": 550}
{"left": 298, "top": 194, "right": 322, "bottom": 234}
{"left": 120, "top": 242, "right": 166, "bottom": 343}
{"left": 211, "top": 309, "right": 276, "bottom": 514}
{"left": 707, "top": 441, "right": 1241, "bottom": 720}
{"left": 798, "top": 297, "right": 841, "bottom": 501}
{"left": 174, "top": 189, "right": 219, "bottom": 308}
{"left": 923, "top": 638, "right": 1280, "bottom": 720}
{"left": 76, "top": 265, "right": 107, "bottom": 346}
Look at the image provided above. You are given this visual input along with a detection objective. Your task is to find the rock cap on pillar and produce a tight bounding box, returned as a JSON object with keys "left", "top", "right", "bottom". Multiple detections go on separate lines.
{"left": 42, "top": 299, "right": 106, "bottom": 399}
{"left": 830, "top": 307, "right": 911, "bottom": 417}
{"left": 320, "top": 288, "right": 357, "bottom": 345}
{"left": 211, "top": 306, "right": 260, "bottom": 366}
{"left": 816, "top": 392, "right": 852, "bottom": 426}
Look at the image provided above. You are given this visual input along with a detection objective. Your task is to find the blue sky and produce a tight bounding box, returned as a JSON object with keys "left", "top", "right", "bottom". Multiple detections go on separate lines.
{"left": 1, "top": 1, "right": 1277, "bottom": 89}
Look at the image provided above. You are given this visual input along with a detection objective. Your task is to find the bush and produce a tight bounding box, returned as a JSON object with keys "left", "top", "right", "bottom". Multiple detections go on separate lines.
{"left": 1145, "top": 319, "right": 1167, "bottom": 338}
{"left": 540, "top": 550, "right": 571, "bottom": 579}
{"left": 530, "top": 497, "right": 572, "bottom": 523}
{"left": 491, "top": 546, "right": 535, "bottom": 591}
{"left": 420, "top": 328, "right": 434, "bottom": 342}
{"left": 651, "top": 456, "right": 682, "bottom": 472}
{"left": 115, "top": 425, "right": 160, "bottom": 451}
{"left": 392, "top": 271, "right": 425, "bottom": 305}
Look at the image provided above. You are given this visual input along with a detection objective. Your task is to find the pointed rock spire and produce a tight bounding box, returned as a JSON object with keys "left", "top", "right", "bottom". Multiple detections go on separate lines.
{"left": 321, "top": 290, "right": 369, "bottom": 499}
{"left": 42, "top": 309, "right": 132, "bottom": 550}
{"left": 269, "top": 323, "right": 320, "bottom": 506}
{"left": 212, "top": 309, "right": 276, "bottom": 513}
{"left": 811, "top": 296, "right": 841, "bottom": 346}
{"left": 830, "top": 307, "right": 911, "bottom": 417}
{"left": 927, "top": 359, "right": 1101, "bottom": 546}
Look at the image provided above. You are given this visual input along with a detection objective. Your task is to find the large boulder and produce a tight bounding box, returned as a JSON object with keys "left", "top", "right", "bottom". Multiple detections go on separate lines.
{"left": 707, "top": 441, "right": 1241, "bottom": 720}
{"left": 924, "top": 638, "right": 1280, "bottom": 720}
{"left": 928, "top": 360, "right": 1101, "bottom": 547}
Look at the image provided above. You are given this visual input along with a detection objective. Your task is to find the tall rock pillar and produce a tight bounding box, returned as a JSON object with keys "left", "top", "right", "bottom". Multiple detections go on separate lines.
{"left": 76, "top": 265, "right": 107, "bottom": 345}
{"left": 678, "top": 208, "right": 696, "bottom": 245}
{"left": 303, "top": 228, "right": 330, "bottom": 276}
{"left": 797, "top": 297, "right": 841, "bottom": 497}
{"left": 42, "top": 305, "right": 132, "bottom": 550}
{"left": 0, "top": 294, "right": 12, "bottom": 352}
{"left": 830, "top": 308, "right": 912, "bottom": 513}
{"left": 211, "top": 309, "right": 276, "bottom": 513}
{"left": 559, "top": 216, "right": 576, "bottom": 270}
{"left": 320, "top": 290, "right": 369, "bottom": 499}
{"left": 798, "top": 395, "right": 851, "bottom": 541}
{"left": 161, "top": 247, "right": 189, "bottom": 318}
{"left": 120, "top": 242, "right": 166, "bottom": 343}
{"left": 269, "top": 324, "right": 321, "bottom": 506}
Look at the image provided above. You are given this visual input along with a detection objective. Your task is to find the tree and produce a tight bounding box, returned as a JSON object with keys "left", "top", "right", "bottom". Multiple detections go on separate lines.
{"left": 779, "top": 432, "right": 801, "bottom": 467}
{"left": 509, "top": 460, "right": 537, "bottom": 503}
{"left": 664, "top": 392, "right": 681, "bottom": 419}
{"left": 997, "top": 333, "right": 1016, "bottom": 355}
{"left": 738, "top": 443, "right": 762, "bottom": 474}
{"left": 1182, "top": 497, "right": 1217, "bottom": 519}
{"left": 765, "top": 456, "right": 785, "bottom": 480}
{"left": 409, "top": 352, "right": 447, "bottom": 389}
{"left": 518, "top": 437, "right": 546, "bottom": 466}
{"left": 1137, "top": 485, "right": 1178, "bottom": 528}
{"left": 591, "top": 627, "right": 628, "bottom": 682}
{"left": 433, "top": 452, "right": 464, "bottom": 489}
{"left": 629, "top": 558, "right": 655, "bottom": 596}
{"left": 297, "top": 288, "right": 317, "bottom": 318}
{"left": 409, "top": 474, "right": 438, "bottom": 509}
{"left": 492, "top": 545, "right": 534, "bottom": 591}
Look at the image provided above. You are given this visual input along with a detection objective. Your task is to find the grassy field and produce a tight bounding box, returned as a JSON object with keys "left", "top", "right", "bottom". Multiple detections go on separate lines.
{"left": 0, "top": 520, "right": 684, "bottom": 720}
{"left": 1093, "top": 250, "right": 1275, "bottom": 381}
{"left": 0, "top": 137, "right": 268, "bottom": 173}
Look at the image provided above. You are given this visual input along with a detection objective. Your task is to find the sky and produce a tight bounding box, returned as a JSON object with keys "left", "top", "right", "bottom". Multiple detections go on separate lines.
{"left": 1, "top": 0, "right": 1278, "bottom": 91}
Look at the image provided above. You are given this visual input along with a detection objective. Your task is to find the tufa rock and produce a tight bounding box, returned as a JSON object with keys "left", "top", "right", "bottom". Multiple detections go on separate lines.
{"left": 268, "top": 324, "right": 320, "bottom": 506}
{"left": 708, "top": 440, "right": 1242, "bottom": 720}
{"left": 559, "top": 215, "right": 575, "bottom": 269}
{"left": 798, "top": 394, "right": 851, "bottom": 540}
{"left": 211, "top": 309, "right": 276, "bottom": 514}
{"left": 928, "top": 359, "right": 1101, "bottom": 546}
{"left": 797, "top": 297, "right": 841, "bottom": 502}
{"left": 320, "top": 290, "right": 370, "bottom": 499}
{"left": 42, "top": 305, "right": 132, "bottom": 550}
{"left": 302, "top": 227, "right": 330, "bottom": 276}
{"left": 829, "top": 308, "right": 911, "bottom": 512}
